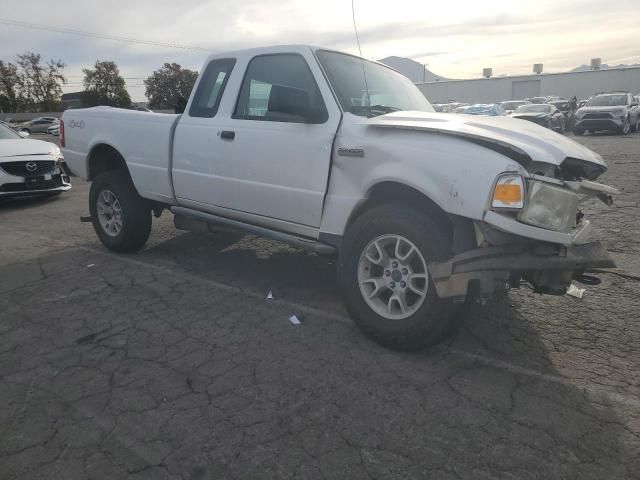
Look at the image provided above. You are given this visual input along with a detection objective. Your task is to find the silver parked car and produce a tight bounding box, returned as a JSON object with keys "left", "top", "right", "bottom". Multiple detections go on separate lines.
{"left": 20, "top": 117, "right": 59, "bottom": 134}
{"left": 573, "top": 92, "right": 639, "bottom": 135}
{"left": 500, "top": 100, "right": 531, "bottom": 115}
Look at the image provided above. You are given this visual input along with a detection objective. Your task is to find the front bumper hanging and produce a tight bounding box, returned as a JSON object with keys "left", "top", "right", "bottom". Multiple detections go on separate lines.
{"left": 429, "top": 241, "right": 615, "bottom": 300}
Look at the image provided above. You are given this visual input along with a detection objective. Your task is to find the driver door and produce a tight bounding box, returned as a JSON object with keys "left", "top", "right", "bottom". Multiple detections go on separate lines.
{"left": 206, "top": 52, "right": 341, "bottom": 229}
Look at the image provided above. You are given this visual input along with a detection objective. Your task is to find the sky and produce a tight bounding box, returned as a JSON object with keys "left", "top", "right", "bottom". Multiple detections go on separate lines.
{"left": 1, "top": 0, "right": 639, "bottom": 101}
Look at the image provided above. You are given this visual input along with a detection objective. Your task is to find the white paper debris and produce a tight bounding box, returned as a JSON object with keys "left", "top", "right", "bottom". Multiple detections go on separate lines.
{"left": 266, "top": 290, "right": 274, "bottom": 300}
{"left": 566, "top": 284, "right": 585, "bottom": 299}
{"left": 288, "top": 315, "right": 301, "bottom": 325}
{"left": 87, "top": 264, "right": 95, "bottom": 268}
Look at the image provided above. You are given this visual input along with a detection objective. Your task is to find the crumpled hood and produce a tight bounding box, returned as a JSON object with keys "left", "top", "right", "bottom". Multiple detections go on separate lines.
{"left": 363, "top": 111, "right": 606, "bottom": 169}
{"left": 0, "top": 139, "right": 59, "bottom": 158}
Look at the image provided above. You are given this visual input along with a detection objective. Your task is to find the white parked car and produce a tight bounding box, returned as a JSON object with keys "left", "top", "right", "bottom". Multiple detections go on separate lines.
{"left": 48, "top": 124, "right": 60, "bottom": 136}
{"left": 0, "top": 122, "right": 71, "bottom": 198}
{"left": 61, "top": 45, "right": 617, "bottom": 350}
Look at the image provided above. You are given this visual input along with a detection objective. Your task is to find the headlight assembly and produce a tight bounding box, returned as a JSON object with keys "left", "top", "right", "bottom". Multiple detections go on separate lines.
{"left": 517, "top": 181, "right": 579, "bottom": 233}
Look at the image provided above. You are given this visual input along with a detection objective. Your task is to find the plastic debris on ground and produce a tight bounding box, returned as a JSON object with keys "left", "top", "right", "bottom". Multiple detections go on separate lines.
{"left": 566, "top": 284, "right": 585, "bottom": 299}
{"left": 266, "top": 290, "right": 274, "bottom": 300}
{"left": 87, "top": 264, "right": 95, "bottom": 268}
{"left": 288, "top": 315, "right": 301, "bottom": 325}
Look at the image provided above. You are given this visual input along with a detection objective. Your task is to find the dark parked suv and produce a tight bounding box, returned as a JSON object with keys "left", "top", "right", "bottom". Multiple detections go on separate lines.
{"left": 573, "top": 92, "right": 639, "bottom": 135}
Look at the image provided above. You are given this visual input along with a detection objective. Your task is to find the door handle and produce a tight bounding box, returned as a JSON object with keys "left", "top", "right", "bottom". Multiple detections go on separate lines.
{"left": 220, "top": 130, "right": 235, "bottom": 140}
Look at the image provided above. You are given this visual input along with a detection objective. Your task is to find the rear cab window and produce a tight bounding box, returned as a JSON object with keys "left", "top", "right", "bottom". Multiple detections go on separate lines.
{"left": 189, "top": 58, "right": 236, "bottom": 118}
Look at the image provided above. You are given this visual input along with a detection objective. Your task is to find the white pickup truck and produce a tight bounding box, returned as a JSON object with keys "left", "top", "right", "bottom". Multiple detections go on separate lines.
{"left": 61, "top": 45, "right": 617, "bottom": 350}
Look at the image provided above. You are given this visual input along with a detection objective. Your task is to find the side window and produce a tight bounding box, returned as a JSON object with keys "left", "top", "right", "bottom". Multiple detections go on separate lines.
{"left": 234, "top": 54, "right": 328, "bottom": 124}
{"left": 189, "top": 58, "right": 236, "bottom": 118}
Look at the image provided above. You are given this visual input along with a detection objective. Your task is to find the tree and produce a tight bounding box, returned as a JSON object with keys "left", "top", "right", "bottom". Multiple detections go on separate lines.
{"left": 144, "top": 63, "right": 198, "bottom": 112}
{"left": 15, "top": 52, "right": 66, "bottom": 111}
{"left": 0, "top": 61, "right": 23, "bottom": 112}
{"left": 82, "top": 61, "right": 131, "bottom": 108}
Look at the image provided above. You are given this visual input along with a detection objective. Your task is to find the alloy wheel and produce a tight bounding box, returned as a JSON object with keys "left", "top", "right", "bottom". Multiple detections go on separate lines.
{"left": 357, "top": 234, "right": 429, "bottom": 320}
{"left": 96, "top": 189, "right": 123, "bottom": 237}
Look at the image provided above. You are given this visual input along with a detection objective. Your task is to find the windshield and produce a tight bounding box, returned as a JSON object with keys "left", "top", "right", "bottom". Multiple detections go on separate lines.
{"left": 515, "top": 104, "right": 550, "bottom": 113}
{"left": 316, "top": 50, "right": 434, "bottom": 116}
{"left": 587, "top": 94, "right": 627, "bottom": 107}
{"left": 0, "top": 123, "right": 21, "bottom": 140}
{"left": 501, "top": 101, "right": 528, "bottom": 110}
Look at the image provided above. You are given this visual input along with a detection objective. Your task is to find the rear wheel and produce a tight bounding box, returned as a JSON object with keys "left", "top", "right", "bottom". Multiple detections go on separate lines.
{"left": 338, "top": 204, "right": 460, "bottom": 351}
{"left": 89, "top": 171, "right": 151, "bottom": 252}
{"left": 573, "top": 128, "right": 584, "bottom": 136}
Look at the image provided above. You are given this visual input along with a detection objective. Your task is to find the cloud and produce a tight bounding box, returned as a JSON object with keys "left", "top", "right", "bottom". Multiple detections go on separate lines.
{"left": 0, "top": 0, "right": 639, "bottom": 100}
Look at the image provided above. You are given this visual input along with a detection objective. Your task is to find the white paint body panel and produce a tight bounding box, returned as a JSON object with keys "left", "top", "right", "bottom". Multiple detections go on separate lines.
{"left": 61, "top": 107, "right": 180, "bottom": 203}
{"left": 60, "top": 45, "right": 608, "bottom": 246}
{"left": 173, "top": 46, "right": 341, "bottom": 228}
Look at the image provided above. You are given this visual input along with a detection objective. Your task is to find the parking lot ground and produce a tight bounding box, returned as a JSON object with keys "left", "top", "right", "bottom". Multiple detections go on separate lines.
{"left": 1, "top": 133, "right": 639, "bottom": 479}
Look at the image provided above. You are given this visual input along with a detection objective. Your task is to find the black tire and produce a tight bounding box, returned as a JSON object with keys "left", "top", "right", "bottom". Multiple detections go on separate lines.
{"left": 573, "top": 128, "right": 584, "bottom": 136}
{"left": 89, "top": 171, "right": 151, "bottom": 252}
{"left": 338, "top": 204, "right": 460, "bottom": 351}
{"left": 633, "top": 117, "right": 639, "bottom": 133}
{"left": 620, "top": 118, "right": 631, "bottom": 135}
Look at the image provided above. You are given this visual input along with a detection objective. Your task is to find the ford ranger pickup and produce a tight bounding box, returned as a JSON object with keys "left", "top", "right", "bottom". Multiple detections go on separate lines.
{"left": 61, "top": 45, "right": 617, "bottom": 350}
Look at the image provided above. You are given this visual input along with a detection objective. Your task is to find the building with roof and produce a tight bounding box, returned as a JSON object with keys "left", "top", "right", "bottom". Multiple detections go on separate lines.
{"left": 416, "top": 66, "right": 640, "bottom": 104}
{"left": 61, "top": 92, "right": 83, "bottom": 110}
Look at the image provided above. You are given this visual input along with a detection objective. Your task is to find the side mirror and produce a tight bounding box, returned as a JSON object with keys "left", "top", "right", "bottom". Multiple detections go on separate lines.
{"left": 18, "top": 130, "right": 30, "bottom": 138}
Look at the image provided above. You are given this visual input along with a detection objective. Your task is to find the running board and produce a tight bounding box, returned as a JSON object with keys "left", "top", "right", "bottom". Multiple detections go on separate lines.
{"left": 170, "top": 206, "right": 337, "bottom": 256}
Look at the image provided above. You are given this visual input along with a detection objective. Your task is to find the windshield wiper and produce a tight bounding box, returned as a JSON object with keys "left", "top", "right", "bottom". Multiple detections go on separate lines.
{"left": 349, "top": 105, "right": 402, "bottom": 117}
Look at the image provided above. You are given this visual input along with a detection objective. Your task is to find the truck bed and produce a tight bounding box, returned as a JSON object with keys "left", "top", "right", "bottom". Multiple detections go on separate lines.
{"left": 62, "top": 107, "right": 181, "bottom": 203}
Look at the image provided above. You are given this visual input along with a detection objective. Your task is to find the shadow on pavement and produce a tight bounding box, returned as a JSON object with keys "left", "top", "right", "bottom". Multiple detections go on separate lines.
{"left": 0, "top": 193, "right": 62, "bottom": 211}
{"left": 0, "top": 236, "right": 637, "bottom": 479}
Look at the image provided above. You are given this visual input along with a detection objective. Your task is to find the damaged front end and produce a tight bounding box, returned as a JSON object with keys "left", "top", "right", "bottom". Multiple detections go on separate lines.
{"left": 430, "top": 241, "right": 614, "bottom": 300}
{"left": 431, "top": 156, "right": 618, "bottom": 301}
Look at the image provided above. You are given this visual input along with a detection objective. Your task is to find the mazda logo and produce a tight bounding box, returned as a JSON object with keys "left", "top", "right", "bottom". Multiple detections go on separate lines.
{"left": 25, "top": 162, "right": 38, "bottom": 172}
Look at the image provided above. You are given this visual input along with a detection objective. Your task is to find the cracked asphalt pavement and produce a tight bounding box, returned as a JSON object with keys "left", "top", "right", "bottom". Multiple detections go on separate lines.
{"left": 1, "top": 133, "right": 639, "bottom": 479}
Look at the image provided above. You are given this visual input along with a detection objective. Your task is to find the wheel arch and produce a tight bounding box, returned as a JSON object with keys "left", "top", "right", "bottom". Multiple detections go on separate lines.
{"left": 346, "top": 181, "right": 454, "bottom": 237}
{"left": 86, "top": 143, "right": 130, "bottom": 181}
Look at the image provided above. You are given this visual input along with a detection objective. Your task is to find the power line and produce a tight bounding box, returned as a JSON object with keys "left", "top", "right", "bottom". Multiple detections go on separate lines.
{"left": 0, "top": 17, "right": 215, "bottom": 52}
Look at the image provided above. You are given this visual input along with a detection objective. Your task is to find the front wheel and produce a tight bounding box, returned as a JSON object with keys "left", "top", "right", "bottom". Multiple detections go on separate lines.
{"left": 621, "top": 118, "right": 631, "bottom": 135}
{"left": 338, "top": 204, "right": 460, "bottom": 351}
{"left": 89, "top": 171, "right": 152, "bottom": 252}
